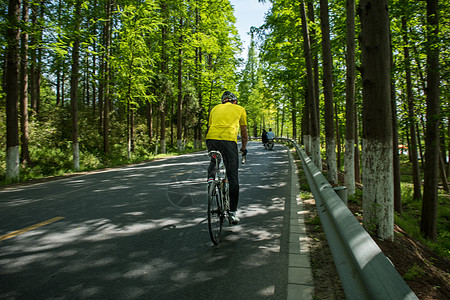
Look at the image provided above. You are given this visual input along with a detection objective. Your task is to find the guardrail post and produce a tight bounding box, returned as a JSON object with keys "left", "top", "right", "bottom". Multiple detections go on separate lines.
{"left": 333, "top": 186, "right": 348, "bottom": 205}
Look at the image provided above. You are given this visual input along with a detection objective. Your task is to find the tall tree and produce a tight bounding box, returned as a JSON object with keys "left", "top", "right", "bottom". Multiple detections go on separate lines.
{"left": 402, "top": 8, "right": 421, "bottom": 200}
{"left": 102, "top": 0, "right": 112, "bottom": 154}
{"left": 5, "top": 0, "right": 21, "bottom": 181}
{"left": 389, "top": 28, "right": 402, "bottom": 213}
{"left": 29, "top": 0, "right": 42, "bottom": 115}
{"left": 177, "top": 15, "right": 184, "bottom": 152}
{"left": 300, "top": 0, "right": 321, "bottom": 169}
{"left": 159, "top": 0, "right": 168, "bottom": 154}
{"left": 194, "top": 0, "right": 203, "bottom": 149}
{"left": 70, "top": 0, "right": 81, "bottom": 171}
{"left": 359, "top": 0, "right": 394, "bottom": 241}
{"left": 20, "top": 0, "right": 31, "bottom": 165}
{"left": 421, "top": 0, "right": 440, "bottom": 241}
{"left": 344, "top": 0, "right": 356, "bottom": 195}
{"left": 319, "top": 0, "right": 337, "bottom": 185}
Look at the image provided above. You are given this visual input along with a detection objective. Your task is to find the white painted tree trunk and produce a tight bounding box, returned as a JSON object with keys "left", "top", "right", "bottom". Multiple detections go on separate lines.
{"left": 73, "top": 142, "right": 80, "bottom": 171}
{"left": 344, "top": 139, "right": 356, "bottom": 196}
{"left": 177, "top": 139, "right": 183, "bottom": 152}
{"left": 362, "top": 139, "right": 394, "bottom": 241}
{"left": 304, "top": 134, "right": 311, "bottom": 155}
{"left": 160, "top": 139, "right": 166, "bottom": 154}
{"left": 6, "top": 145, "right": 19, "bottom": 181}
{"left": 326, "top": 138, "right": 337, "bottom": 185}
{"left": 312, "top": 136, "right": 322, "bottom": 171}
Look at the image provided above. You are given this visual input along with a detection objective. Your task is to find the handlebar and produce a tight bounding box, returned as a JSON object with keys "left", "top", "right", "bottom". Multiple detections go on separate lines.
{"left": 240, "top": 149, "right": 247, "bottom": 164}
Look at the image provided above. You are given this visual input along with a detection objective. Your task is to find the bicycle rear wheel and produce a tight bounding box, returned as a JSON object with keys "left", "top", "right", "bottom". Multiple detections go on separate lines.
{"left": 207, "top": 182, "right": 224, "bottom": 245}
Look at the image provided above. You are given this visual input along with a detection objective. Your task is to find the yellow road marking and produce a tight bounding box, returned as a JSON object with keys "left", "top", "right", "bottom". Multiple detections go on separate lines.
{"left": 171, "top": 170, "right": 192, "bottom": 178}
{"left": 0, "top": 217, "right": 65, "bottom": 241}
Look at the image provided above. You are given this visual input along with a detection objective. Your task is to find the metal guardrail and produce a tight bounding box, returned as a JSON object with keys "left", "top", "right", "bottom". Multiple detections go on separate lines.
{"left": 276, "top": 138, "right": 418, "bottom": 300}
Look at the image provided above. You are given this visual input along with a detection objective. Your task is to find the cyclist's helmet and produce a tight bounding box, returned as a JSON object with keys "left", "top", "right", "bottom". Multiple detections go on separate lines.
{"left": 221, "top": 91, "right": 238, "bottom": 104}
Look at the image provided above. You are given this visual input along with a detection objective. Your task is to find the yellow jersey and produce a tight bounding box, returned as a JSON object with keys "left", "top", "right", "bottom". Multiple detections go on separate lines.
{"left": 206, "top": 102, "right": 247, "bottom": 142}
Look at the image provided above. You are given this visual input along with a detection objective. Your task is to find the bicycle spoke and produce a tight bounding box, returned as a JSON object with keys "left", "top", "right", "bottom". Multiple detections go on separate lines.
{"left": 207, "top": 182, "right": 223, "bottom": 245}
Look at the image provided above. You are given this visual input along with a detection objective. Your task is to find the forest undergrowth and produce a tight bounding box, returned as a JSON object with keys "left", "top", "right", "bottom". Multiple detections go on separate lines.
{"left": 294, "top": 150, "right": 449, "bottom": 300}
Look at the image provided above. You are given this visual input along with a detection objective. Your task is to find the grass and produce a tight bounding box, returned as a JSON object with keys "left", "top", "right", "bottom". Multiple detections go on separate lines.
{"left": 298, "top": 146, "right": 449, "bottom": 260}
{"left": 395, "top": 184, "right": 450, "bottom": 258}
{"left": 0, "top": 141, "right": 204, "bottom": 185}
{"left": 403, "top": 263, "right": 426, "bottom": 280}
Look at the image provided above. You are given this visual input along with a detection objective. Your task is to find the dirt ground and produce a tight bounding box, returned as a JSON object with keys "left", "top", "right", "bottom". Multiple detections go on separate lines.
{"left": 303, "top": 198, "right": 450, "bottom": 300}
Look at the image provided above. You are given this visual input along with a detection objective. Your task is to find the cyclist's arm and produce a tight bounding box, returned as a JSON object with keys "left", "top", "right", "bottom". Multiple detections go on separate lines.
{"left": 240, "top": 125, "right": 248, "bottom": 150}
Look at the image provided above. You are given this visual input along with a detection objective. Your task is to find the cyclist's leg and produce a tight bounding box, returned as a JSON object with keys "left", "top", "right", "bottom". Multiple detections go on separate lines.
{"left": 222, "top": 141, "right": 239, "bottom": 212}
{"left": 206, "top": 139, "right": 218, "bottom": 179}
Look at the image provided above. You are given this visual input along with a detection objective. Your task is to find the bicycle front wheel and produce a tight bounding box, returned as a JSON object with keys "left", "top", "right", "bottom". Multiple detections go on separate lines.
{"left": 207, "top": 182, "right": 224, "bottom": 245}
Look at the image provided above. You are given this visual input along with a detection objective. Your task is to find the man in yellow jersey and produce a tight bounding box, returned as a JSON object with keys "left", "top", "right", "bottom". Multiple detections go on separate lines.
{"left": 206, "top": 91, "right": 248, "bottom": 224}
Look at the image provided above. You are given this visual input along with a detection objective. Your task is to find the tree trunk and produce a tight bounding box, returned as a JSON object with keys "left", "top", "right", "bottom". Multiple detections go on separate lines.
{"left": 160, "top": 2, "right": 168, "bottom": 154}
{"left": 36, "top": 3, "right": 42, "bottom": 114}
{"left": 29, "top": 1, "right": 37, "bottom": 115}
{"left": 70, "top": 0, "right": 81, "bottom": 171}
{"left": 291, "top": 97, "right": 297, "bottom": 140}
{"left": 103, "top": 0, "right": 111, "bottom": 154}
{"left": 439, "top": 153, "right": 449, "bottom": 192}
{"left": 195, "top": 1, "right": 203, "bottom": 149}
{"left": 5, "top": 0, "right": 21, "bottom": 182}
{"left": 344, "top": 0, "right": 356, "bottom": 195}
{"left": 20, "top": 0, "right": 31, "bottom": 166}
{"left": 320, "top": 0, "right": 337, "bottom": 185}
{"left": 177, "top": 16, "right": 184, "bottom": 152}
{"left": 402, "top": 16, "right": 421, "bottom": 200}
{"left": 147, "top": 100, "right": 153, "bottom": 141}
{"left": 307, "top": 1, "right": 320, "bottom": 140}
{"left": 359, "top": 0, "right": 394, "bottom": 241}
{"left": 300, "top": 0, "right": 320, "bottom": 169}
{"left": 421, "top": 0, "right": 440, "bottom": 241}
{"left": 390, "top": 32, "right": 402, "bottom": 213}
{"left": 335, "top": 101, "right": 341, "bottom": 170}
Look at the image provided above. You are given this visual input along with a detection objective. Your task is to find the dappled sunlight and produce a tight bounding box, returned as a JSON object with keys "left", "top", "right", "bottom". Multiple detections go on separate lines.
{"left": 251, "top": 229, "right": 281, "bottom": 244}
{"left": 257, "top": 285, "right": 275, "bottom": 296}
{"left": 109, "top": 185, "right": 133, "bottom": 191}
{"left": 296, "top": 209, "right": 310, "bottom": 217}
{"left": 127, "top": 160, "right": 208, "bottom": 172}
{"left": 124, "top": 258, "right": 176, "bottom": 279}
{"left": 255, "top": 182, "right": 287, "bottom": 189}
{"left": 121, "top": 173, "right": 149, "bottom": 179}
{"left": 0, "top": 142, "right": 292, "bottom": 298}
{"left": 65, "top": 179, "right": 88, "bottom": 186}
{"left": 0, "top": 251, "right": 53, "bottom": 271}
{"left": 348, "top": 230, "right": 381, "bottom": 269}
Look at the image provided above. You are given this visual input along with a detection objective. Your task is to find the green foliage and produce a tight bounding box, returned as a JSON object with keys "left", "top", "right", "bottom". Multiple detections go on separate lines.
{"left": 395, "top": 184, "right": 450, "bottom": 259}
{"left": 403, "top": 263, "right": 425, "bottom": 280}
{"left": 306, "top": 215, "right": 321, "bottom": 226}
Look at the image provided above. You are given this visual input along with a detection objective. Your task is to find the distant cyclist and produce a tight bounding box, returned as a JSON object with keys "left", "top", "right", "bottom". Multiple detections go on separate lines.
{"left": 266, "top": 128, "right": 275, "bottom": 150}
{"left": 262, "top": 129, "right": 268, "bottom": 147}
{"left": 266, "top": 128, "right": 275, "bottom": 140}
{"left": 206, "top": 91, "right": 248, "bottom": 224}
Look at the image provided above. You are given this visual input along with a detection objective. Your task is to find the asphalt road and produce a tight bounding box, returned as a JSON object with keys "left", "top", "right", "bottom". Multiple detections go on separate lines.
{"left": 0, "top": 141, "right": 296, "bottom": 299}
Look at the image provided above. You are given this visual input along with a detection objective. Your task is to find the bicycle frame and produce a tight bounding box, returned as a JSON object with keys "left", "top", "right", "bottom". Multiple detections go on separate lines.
{"left": 207, "top": 149, "right": 245, "bottom": 244}
{"left": 208, "top": 151, "right": 230, "bottom": 211}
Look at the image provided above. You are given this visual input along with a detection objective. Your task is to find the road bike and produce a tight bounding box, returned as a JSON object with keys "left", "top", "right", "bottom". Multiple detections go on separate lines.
{"left": 207, "top": 150, "right": 229, "bottom": 245}
{"left": 266, "top": 139, "right": 274, "bottom": 150}
{"left": 206, "top": 150, "right": 246, "bottom": 245}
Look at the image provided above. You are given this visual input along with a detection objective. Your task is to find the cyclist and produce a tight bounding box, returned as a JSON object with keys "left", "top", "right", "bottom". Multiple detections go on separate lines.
{"left": 266, "top": 128, "right": 275, "bottom": 150}
{"left": 262, "top": 129, "right": 268, "bottom": 148}
{"left": 266, "top": 128, "right": 275, "bottom": 140}
{"left": 206, "top": 91, "right": 248, "bottom": 225}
